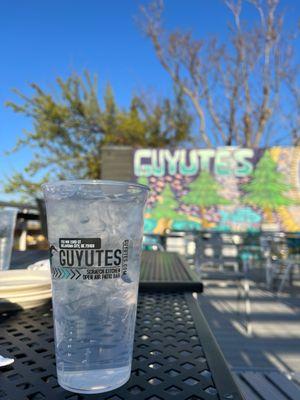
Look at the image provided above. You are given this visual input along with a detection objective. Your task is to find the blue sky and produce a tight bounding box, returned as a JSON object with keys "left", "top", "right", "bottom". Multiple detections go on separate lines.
{"left": 0, "top": 0, "right": 299, "bottom": 201}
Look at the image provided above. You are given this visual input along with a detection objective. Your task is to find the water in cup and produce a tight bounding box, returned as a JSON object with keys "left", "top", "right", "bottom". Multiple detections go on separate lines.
{"left": 43, "top": 181, "right": 148, "bottom": 394}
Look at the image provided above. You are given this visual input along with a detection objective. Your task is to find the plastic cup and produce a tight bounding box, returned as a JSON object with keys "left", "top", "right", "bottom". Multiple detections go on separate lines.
{"left": 0, "top": 208, "right": 18, "bottom": 271}
{"left": 42, "top": 180, "right": 148, "bottom": 394}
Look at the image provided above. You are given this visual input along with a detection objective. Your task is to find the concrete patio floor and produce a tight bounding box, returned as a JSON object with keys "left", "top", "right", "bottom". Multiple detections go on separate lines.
{"left": 199, "top": 279, "right": 300, "bottom": 372}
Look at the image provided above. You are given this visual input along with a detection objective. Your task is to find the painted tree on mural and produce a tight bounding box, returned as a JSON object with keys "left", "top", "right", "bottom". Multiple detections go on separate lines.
{"left": 151, "top": 183, "right": 178, "bottom": 219}
{"left": 137, "top": 176, "right": 149, "bottom": 187}
{"left": 181, "top": 171, "right": 229, "bottom": 227}
{"left": 150, "top": 183, "right": 183, "bottom": 232}
{"left": 242, "top": 151, "right": 294, "bottom": 222}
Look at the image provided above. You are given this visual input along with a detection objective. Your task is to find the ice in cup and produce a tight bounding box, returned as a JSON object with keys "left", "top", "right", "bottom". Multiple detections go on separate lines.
{"left": 42, "top": 180, "right": 149, "bottom": 394}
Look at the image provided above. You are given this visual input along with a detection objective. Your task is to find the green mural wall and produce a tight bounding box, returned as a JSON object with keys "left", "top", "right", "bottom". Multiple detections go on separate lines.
{"left": 134, "top": 147, "right": 300, "bottom": 234}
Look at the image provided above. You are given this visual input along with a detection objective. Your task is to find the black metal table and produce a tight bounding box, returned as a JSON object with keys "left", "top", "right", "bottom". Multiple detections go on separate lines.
{"left": 3, "top": 251, "right": 242, "bottom": 399}
{"left": 0, "top": 292, "right": 242, "bottom": 400}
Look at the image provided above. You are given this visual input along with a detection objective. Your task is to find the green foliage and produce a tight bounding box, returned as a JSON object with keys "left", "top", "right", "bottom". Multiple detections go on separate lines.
{"left": 242, "top": 151, "right": 295, "bottom": 209}
{"left": 3, "top": 173, "right": 50, "bottom": 200}
{"left": 181, "top": 171, "right": 230, "bottom": 207}
{"left": 137, "top": 176, "right": 149, "bottom": 187}
{"left": 5, "top": 71, "right": 192, "bottom": 200}
{"left": 150, "top": 183, "right": 180, "bottom": 220}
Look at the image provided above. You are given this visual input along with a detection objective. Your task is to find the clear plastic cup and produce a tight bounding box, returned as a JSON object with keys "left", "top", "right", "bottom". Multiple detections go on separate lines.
{"left": 42, "top": 180, "right": 148, "bottom": 394}
{"left": 0, "top": 208, "right": 18, "bottom": 271}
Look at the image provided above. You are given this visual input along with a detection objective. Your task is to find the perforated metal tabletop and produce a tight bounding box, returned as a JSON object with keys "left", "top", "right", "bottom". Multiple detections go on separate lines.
{"left": 3, "top": 251, "right": 239, "bottom": 399}
{"left": 140, "top": 252, "right": 203, "bottom": 292}
{"left": 0, "top": 292, "right": 242, "bottom": 400}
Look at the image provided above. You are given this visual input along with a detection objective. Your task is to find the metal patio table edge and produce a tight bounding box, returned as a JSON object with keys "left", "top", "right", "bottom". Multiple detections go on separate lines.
{"left": 187, "top": 292, "right": 244, "bottom": 400}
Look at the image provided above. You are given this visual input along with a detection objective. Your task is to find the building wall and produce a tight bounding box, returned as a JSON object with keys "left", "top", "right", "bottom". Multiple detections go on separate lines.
{"left": 133, "top": 147, "right": 300, "bottom": 233}
{"left": 101, "top": 146, "right": 134, "bottom": 182}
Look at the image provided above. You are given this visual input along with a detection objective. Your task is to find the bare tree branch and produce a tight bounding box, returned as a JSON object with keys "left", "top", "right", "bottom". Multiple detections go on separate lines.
{"left": 139, "top": 0, "right": 299, "bottom": 148}
{"left": 140, "top": 0, "right": 212, "bottom": 146}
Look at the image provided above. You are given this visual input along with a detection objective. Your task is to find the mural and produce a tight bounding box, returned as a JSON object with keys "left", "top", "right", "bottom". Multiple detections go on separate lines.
{"left": 134, "top": 147, "right": 300, "bottom": 234}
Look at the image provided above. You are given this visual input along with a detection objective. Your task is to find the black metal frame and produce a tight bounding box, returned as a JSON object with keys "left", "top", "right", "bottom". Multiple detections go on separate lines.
{"left": 187, "top": 294, "right": 244, "bottom": 400}
{"left": 140, "top": 281, "right": 203, "bottom": 292}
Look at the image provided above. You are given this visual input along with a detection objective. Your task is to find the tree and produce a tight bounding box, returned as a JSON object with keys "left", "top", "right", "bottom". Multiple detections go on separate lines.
{"left": 242, "top": 151, "right": 295, "bottom": 221}
{"left": 5, "top": 71, "right": 192, "bottom": 200}
{"left": 284, "top": 66, "right": 300, "bottom": 146}
{"left": 181, "top": 171, "right": 229, "bottom": 227}
{"left": 151, "top": 183, "right": 179, "bottom": 219}
{"left": 139, "top": 0, "right": 299, "bottom": 147}
{"left": 137, "top": 176, "right": 149, "bottom": 187}
{"left": 150, "top": 183, "right": 182, "bottom": 233}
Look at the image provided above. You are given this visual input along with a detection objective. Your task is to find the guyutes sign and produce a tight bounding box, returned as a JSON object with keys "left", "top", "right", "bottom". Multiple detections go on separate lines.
{"left": 134, "top": 147, "right": 300, "bottom": 233}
